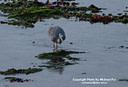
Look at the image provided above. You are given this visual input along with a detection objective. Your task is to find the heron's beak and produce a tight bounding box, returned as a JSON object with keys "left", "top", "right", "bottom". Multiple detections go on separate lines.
{"left": 59, "top": 33, "right": 63, "bottom": 42}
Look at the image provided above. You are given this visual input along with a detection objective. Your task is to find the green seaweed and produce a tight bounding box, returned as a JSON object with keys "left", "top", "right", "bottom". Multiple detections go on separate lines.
{"left": 36, "top": 50, "right": 85, "bottom": 71}
{"left": 118, "top": 79, "right": 128, "bottom": 82}
{"left": 4, "top": 77, "right": 16, "bottom": 79}
{"left": 88, "top": 8, "right": 100, "bottom": 13}
{"left": 38, "top": 65, "right": 54, "bottom": 68}
{"left": 0, "top": 1, "right": 102, "bottom": 28}
{"left": 64, "top": 61, "right": 76, "bottom": 65}
{"left": 121, "top": 18, "right": 128, "bottom": 24}
{"left": 36, "top": 49, "right": 85, "bottom": 59}
{"left": 120, "top": 45, "right": 125, "bottom": 48}
{"left": 39, "top": 61, "right": 76, "bottom": 68}
{"left": 3, "top": 1, "right": 127, "bottom": 27}
{"left": 0, "top": 68, "right": 42, "bottom": 75}
{"left": 119, "top": 45, "right": 128, "bottom": 49}
{"left": 8, "top": 20, "right": 34, "bottom": 28}
{"left": 66, "top": 55, "right": 80, "bottom": 61}
{"left": 117, "top": 13, "right": 122, "bottom": 16}
{"left": 81, "top": 72, "right": 86, "bottom": 74}
{"left": 126, "top": 47, "right": 128, "bottom": 49}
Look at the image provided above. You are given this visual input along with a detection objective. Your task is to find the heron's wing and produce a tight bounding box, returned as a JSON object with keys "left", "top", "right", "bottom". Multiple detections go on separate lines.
{"left": 48, "top": 27, "right": 58, "bottom": 42}
{"left": 48, "top": 26, "right": 66, "bottom": 42}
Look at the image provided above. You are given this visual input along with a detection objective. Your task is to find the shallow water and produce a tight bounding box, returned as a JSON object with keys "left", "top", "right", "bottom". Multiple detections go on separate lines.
{"left": 0, "top": 0, "right": 128, "bottom": 87}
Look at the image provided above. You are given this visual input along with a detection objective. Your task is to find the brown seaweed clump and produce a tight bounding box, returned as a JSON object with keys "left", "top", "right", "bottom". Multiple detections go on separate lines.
{"left": 4, "top": 77, "right": 33, "bottom": 83}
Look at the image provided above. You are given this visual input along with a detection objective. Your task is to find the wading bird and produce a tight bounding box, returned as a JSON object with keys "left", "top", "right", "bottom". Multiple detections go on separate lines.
{"left": 48, "top": 26, "right": 66, "bottom": 50}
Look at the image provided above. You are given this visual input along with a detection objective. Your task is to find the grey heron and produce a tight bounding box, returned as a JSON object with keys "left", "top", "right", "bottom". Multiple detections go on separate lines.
{"left": 48, "top": 26, "right": 66, "bottom": 50}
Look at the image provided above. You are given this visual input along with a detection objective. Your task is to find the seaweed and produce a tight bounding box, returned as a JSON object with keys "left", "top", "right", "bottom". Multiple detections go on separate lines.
{"left": 36, "top": 50, "right": 85, "bottom": 72}
{"left": 36, "top": 49, "right": 85, "bottom": 59}
{"left": 4, "top": 77, "right": 33, "bottom": 83}
{"left": 120, "top": 45, "right": 125, "bottom": 48}
{"left": 8, "top": 20, "right": 34, "bottom": 28}
{"left": 118, "top": 79, "right": 128, "bottom": 82}
{"left": 121, "top": 18, "right": 128, "bottom": 24}
{"left": 1, "top": 1, "right": 127, "bottom": 27}
{"left": 119, "top": 45, "right": 128, "bottom": 49}
{"left": 81, "top": 72, "right": 86, "bottom": 74}
{"left": 0, "top": 68, "right": 42, "bottom": 75}
{"left": 0, "top": 1, "right": 103, "bottom": 28}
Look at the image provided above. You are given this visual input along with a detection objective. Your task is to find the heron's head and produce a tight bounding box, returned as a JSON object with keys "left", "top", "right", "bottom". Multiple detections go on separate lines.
{"left": 57, "top": 33, "right": 64, "bottom": 44}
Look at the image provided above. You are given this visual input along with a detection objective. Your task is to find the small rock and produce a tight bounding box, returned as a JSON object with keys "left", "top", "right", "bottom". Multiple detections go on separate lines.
{"left": 70, "top": 42, "right": 73, "bottom": 44}
{"left": 32, "top": 41, "right": 35, "bottom": 43}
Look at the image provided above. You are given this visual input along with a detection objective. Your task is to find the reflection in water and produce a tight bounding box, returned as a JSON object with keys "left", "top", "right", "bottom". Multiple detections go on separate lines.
{"left": 43, "top": 58, "right": 65, "bottom": 74}
{"left": 47, "top": 64, "right": 64, "bottom": 74}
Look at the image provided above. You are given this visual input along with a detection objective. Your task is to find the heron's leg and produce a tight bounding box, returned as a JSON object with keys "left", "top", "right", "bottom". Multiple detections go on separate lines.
{"left": 53, "top": 43, "right": 55, "bottom": 49}
{"left": 56, "top": 43, "right": 58, "bottom": 50}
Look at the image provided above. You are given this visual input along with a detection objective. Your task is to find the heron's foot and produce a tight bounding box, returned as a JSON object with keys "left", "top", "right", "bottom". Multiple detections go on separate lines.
{"left": 53, "top": 43, "right": 58, "bottom": 51}
{"left": 53, "top": 47, "right": 57, "bottom": 52}
{"left": 53, "top": 48, "right": 56, "bottom": 52}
